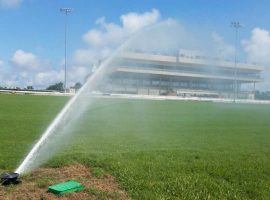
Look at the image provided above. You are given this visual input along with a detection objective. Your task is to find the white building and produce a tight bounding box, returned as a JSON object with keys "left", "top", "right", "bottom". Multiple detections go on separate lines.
{"left": 102, "top": 51, "right": 264, "bottom": 99}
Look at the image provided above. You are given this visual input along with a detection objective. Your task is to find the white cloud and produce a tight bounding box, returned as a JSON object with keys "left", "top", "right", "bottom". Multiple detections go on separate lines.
{"left": 33, "top": 66, "right": 89, "bottom": 88}
{"left": 0, "top": 59, "right": 4, "bottom": 67}
{"left": 3, "top": 48, "right": 90, "bottom": 88}
{"left": 8, "top": 50, "right": 55, "bottom": 87}
{"left": 0, "top": 0, "right": 22, "bottom": 8}
{"left": 67, "top": 66, "right": 89, "bottom": 85}
{"left": 242, "top": 28, "right": 270, "bottom": 64}
{"left": 74, "top": 47, "right": 112, "bottom": 65}
{"left": 211, "top": 32, "right": 235, "bottom": 58}
{"left": 121, "top": 9, "right": 160, "bottom": 32}
{"left": 1, "top": 66, "right": 89, "bottom": 89}
{"left": 3, "top": 9, "right": 161, "bottom": 88}
{"left": 34, "top": 70, "right": 64, "bottom": 87}
{"left": 77, "top": 9, "right": 160, "bottom": 65}
{"left": 242, "top": 28, "right": 270, "bottom": 91}
{"left": 83, "top": 20, "right": 125, "bottom": 48}
{"left": 83, "top": 9, "right": 160, "bottom": 48}
{"left": 11, "top": 49, "right": 40, "bottom": 70}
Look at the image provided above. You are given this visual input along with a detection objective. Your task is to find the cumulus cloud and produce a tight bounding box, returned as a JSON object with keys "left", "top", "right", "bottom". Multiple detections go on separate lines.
{"left": 0, "top": 59, "right": 4, "bottom": 67}
{"left": 0, "top": 0, "right": 22, "bottom": 8}
{"left": 83, "top": 20, "right": 125, "bottom": 48}
{"left": 74, "top": 47, "right": 113, "bottom": 65}
{"left": 4, "top": 9, "right": 161, "bottom": 88}
{"left": 121, "top": 9, "right": 160, "bottom": 32}
{"left": 211, "top": 32, "right": 235, "bottom": 58}
{"left": 11, "top": 49, "right": 40, "bottom": 70}
{"left": 83, "top": 9, "right": 160, "bottom": 48}
{"left": 5, "top": 50, "right": 62, "bottom": 87}
{"left": 3, "top": 65, "right": 89, "bottom": 89}
{"left": 242, "top": 28, "right": 270, "bottom": 64}
{"left": 76, "top": 9, "right": 161, "bottom": 65}
{"left": 34, "top": 70, "right": 64, "bottom": 87}
{"left": 33, "top": 66, "right": 89, "bottom": 88}
{"left": 242, "top": 28, "right": 270, "bottom": 91}
{"left": 67, "top": 66, "right": 89, "bottom": 85}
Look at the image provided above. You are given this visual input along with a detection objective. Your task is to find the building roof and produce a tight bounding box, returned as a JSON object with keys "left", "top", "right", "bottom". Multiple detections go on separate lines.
{"left": 119, "top": 52, "right": 264, "bottom": 72}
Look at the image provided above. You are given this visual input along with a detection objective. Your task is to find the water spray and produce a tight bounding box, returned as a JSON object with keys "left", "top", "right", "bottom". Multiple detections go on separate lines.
{"left": 0, "top": 60, "right": 109, "bottom": 184}
{"left": 11, "top": 21, "right": 186, "bottom": 177}
{"left": 14, "top": 44, "right": 123, "bottom": 174}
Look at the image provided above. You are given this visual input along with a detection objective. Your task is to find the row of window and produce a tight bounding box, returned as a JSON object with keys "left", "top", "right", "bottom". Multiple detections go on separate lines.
{"left": 116, "top": 61, "right": 260, "bottom": 79}
{"left": 110, "top": 78, "right": 235, "bottom": 91}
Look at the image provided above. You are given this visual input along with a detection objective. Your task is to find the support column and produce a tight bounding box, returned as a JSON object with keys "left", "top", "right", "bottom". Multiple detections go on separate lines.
{"left": 159, "top": 77, "right": 161, "bottom": 95}
{"left": 136, "top": 74, "right": 139, "bottom": 94}
{"left": 121, "top": 76, "right": 124, "bottom": 94}
{"left": 253, "top": 82, "right": 256, "bottom": 100}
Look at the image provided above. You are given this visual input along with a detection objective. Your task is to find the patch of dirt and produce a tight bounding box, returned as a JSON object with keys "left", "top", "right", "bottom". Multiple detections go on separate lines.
{"left": 0, "top": 164, "right": 130, "bottom": 200}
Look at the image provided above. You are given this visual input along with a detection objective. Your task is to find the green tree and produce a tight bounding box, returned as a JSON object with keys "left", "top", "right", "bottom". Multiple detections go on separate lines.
{"left": 74, "top": 82, "right": 82, "bottom": 91}
{"left": 27, "top": 86, "right": 34, "bottom": 90}
{"left": 255, "top": 91, "right": 270, "bottom": 100}
{"left": 46, "top": 82, "right": 64, "bottom": 91}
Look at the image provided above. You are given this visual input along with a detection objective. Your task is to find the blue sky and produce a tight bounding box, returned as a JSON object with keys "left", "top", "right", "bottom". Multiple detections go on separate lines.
{"left": 0, "top": 0, "right": 270, "bottom": 89}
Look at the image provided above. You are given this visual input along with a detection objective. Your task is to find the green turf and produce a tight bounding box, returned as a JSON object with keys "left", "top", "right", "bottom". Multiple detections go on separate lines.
{"left": 0, "top": 94, "right": 67, "bottom": 170}
{"left": 0, "top": 94, "right": 269, "bottom": 199}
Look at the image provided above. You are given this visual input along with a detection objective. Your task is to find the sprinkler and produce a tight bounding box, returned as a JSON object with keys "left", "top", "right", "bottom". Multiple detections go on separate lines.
{"left": 0, "top": 172, "right": 20, "bottom": 186}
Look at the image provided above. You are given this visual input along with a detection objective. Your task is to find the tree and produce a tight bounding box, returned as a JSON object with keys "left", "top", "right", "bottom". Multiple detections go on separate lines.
{"left": 46, "top": 82, "right": 64, "bottom": 91}
{"left": 255, "top": 91, "right": 270, "bottom": 100}
{"left": 27, "top": 86, "right": 34, "bottom": 90}
{"left": 74, "top": 82, "right": 82, "bottom": 91}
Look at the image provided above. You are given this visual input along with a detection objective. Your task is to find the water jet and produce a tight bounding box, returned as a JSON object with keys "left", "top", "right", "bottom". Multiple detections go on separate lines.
{"left": 15, "top": 21, "right": 186, "bottom": 174}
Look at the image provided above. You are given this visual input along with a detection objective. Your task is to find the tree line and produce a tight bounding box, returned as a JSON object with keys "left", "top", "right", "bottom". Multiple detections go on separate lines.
{"left": 0, "top": 82, "right": 82, "bottom": 92}
{"left": 46, "top": 82, "right": 82, "bottom": 91}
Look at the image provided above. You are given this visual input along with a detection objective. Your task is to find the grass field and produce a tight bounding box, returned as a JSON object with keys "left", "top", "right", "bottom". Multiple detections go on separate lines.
{"left": 0, "top": 94, "right": 270, "bottom": 199}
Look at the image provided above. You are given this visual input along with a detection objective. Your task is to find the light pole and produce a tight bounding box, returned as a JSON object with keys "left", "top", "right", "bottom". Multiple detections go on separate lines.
{"left": 60, "top": 8, "right": 72, "bottom": 93}
{"left": 231, "top": 21, "right": 242, "bottom": 102}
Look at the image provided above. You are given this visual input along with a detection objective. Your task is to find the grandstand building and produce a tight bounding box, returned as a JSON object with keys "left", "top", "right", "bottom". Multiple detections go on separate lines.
{"left": 103, "top": 51, "right": 264, "bottom": 99}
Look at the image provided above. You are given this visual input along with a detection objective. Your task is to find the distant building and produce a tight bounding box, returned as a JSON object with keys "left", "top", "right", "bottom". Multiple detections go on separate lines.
{"left": 101, "top": 51, "right": 264, "bottom": 99}
{"left": 67, "top": 87, "right": 76, "bottom": 94}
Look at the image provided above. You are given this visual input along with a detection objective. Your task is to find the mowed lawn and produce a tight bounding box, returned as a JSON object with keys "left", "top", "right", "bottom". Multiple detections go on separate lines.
{"left": 0, "top": 94, "right": 270, "bottom": 199}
